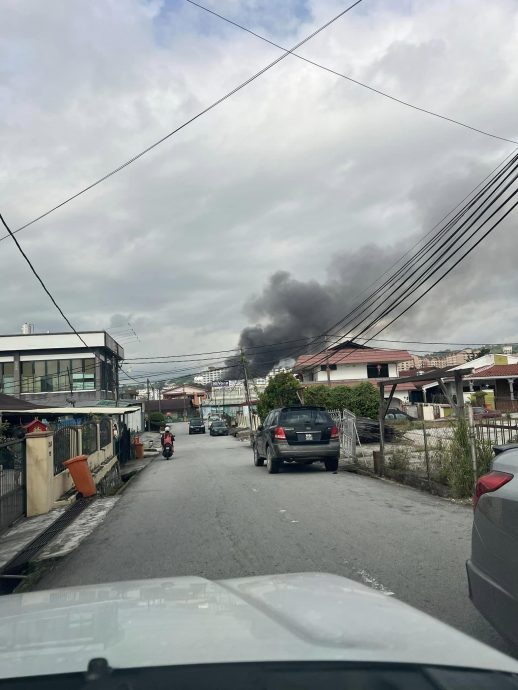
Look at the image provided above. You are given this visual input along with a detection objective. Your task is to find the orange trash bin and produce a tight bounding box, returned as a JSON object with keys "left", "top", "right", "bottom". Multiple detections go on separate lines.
{"left": 64, "top": 455, "right": 97, "bottom": 497}
{"left": 134, "top": 441, "right": 144, "bottom": 459}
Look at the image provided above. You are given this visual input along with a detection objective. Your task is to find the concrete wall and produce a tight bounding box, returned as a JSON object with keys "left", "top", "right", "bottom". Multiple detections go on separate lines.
{"left": 26, "top": 431, "right": 54, "bottom": 517}
{"left": 314, "top": 362, "right": 399, "bottom": 382}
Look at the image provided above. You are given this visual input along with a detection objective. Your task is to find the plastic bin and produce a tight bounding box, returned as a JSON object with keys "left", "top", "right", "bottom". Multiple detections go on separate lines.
{"left": 64, "top": 455, "right": 97, "bottom": 497}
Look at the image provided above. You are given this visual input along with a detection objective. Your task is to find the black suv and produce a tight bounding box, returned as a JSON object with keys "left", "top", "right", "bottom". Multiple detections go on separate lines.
{"left": 189, "top": 418, "right": 206, "bottom": 435}
{"left": 253, "top": 406, "right": 340, "bottom": 474}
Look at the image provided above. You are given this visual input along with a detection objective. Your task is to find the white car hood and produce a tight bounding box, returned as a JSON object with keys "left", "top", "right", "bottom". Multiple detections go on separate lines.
{"left": 0, "top": 572, "right": 516, "bottom": 679}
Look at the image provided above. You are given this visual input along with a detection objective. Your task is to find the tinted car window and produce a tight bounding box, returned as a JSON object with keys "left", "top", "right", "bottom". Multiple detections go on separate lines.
{"left": 280, "top": 409, "right": 333, "bottom": 426}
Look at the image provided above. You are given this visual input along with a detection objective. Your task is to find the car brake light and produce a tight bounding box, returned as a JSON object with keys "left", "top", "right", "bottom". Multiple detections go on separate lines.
{"left": 330, "top": 425, "right": 339, "bottom": 440}
{"left": 473, "top": 471, "right": 513, "bottom": 508}
{"left": 274, "top": 426, "right": 286, "bottom": 440}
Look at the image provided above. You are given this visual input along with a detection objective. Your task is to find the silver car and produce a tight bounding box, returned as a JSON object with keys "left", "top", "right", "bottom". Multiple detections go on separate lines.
{"left": 467, "top": 444, "right": 518, "bottom": 647}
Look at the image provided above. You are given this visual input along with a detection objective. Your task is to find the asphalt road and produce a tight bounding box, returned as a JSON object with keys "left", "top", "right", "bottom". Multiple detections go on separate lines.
{"left": 36, "top": 422, "right": 513, "bottom": 656}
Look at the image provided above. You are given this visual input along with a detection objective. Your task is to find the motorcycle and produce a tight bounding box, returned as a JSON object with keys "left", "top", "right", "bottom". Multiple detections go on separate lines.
{"left": 162, "top": 440, "right": 174, "bottom": 459}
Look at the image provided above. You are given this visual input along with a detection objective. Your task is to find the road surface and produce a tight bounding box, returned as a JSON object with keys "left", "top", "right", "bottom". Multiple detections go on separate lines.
{"left": 36, "top": 422, "right": 513, "bottom": 656}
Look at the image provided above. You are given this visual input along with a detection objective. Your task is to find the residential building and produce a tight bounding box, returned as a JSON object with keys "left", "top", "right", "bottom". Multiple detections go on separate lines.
{"left": 0, "top": 329, "right": 124, "bottom": 405}
{"left": 293, "top": 341, "right": 411, "bottom": 384}
{"left": 162, "top": 384, "right": 206, "bottom": 408}
{"left": 193, "top": 368, "right": 224, "bottom": 385}
{"left": 400, "top": 350, "right": 476, "bottom": 371}
{"left": 266, "top": 366, "right": 291, "bottom": 380}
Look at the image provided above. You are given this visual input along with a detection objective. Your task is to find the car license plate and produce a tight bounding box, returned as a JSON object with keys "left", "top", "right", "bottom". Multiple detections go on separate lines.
{"left": 305, "top": 433, "right": 313, "bottom": 441}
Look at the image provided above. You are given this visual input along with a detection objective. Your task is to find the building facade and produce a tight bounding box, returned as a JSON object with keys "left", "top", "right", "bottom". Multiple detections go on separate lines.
{"left": 193, "top": 368, "right": 224, "bottom": 385}
{"left": 0, "top": 331, "right": 124, "bottom": 405}
{"left": 294, "top": 342, "right": 411, "bottom": 384}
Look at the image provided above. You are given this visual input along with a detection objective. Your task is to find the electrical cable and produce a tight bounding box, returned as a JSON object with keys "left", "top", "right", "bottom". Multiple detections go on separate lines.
{"left": 0, "top": 0, "right": 363, "bottom": 245}
{"left": 0, "top": 212, "right": 88, "bottom": 348}
{"left": 185, "top": 0, "right": 518, "bottom": 147}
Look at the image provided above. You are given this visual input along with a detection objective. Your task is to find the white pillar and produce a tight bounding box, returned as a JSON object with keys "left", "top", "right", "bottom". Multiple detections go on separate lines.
{"left": 508, "top": 378, "right": 515, "bottom": 401}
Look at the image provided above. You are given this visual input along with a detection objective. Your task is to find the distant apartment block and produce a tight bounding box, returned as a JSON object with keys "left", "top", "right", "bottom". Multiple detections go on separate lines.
{"left": 193, "top": 367, "right": 224, "bottom": 385}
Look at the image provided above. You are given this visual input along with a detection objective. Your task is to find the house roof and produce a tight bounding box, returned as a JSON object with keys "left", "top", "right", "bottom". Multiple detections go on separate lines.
{"left": 0, "top": 393, "right": 42, "bottom": 411}
{"left": 467, "top": 364, "right": 518, "bottom": 379}
{"left": 294, "top": 348, "right": 411, "bottom": 370}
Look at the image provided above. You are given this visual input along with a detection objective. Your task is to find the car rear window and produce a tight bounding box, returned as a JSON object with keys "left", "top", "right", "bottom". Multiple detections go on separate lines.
{"left": 279, "top": 409, "right": 333, "bottom": 426}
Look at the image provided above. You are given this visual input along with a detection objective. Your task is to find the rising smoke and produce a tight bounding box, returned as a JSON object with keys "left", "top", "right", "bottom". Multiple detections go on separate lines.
{"left": 226, "top": 244, "right": 403, "bottom": 377}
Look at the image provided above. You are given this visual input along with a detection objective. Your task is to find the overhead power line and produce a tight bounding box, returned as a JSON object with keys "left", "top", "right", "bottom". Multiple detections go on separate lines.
{"left": 185, "top": 0, "right": 518, "bottom": 147}
{"left": 0, "top": 212, "right": 88, "bottom": 348}
{"left": 0, "top": 0, "right": 363, "bottom": 245}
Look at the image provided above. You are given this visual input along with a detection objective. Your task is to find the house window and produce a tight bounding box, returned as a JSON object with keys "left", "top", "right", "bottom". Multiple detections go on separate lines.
{"left": 0, "top": 362, "right": 14, "bottom": 394}
{"left": 21, "top": 359, "right": 96, "bottom": 393}
{"left": 367, "top": 363, "right": 389, "bottom": 378}
{"left": 320, "top": 364, "right": 337, "bottom": 371}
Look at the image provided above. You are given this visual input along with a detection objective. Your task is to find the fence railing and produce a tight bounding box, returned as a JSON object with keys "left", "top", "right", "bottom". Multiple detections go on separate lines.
{"left": 81, "top": 421, "right": 98, "bottom": 457}
{"left": 99, "top": 417, "right": 112, "bottom": 448}
{"left": 53, "top": 426, "right": 77, "bottom": 475}
{"left": 474, "top": 418, "right": 518, "bottom": 446}
{"left": 0, "top": 439, "right": 26, "bottom": 533}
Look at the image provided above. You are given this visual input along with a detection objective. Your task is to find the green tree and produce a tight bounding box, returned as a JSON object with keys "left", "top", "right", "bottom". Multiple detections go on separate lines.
{"left": 149, "top": 411, "right": 166, "bottom": 430}
{"left": 349, "top": 382, "right": 379, "bottom": 418}
{"left": 304, "top": 385, "right": 332, "bottom": 408}
{"left": 257, "top": 373, "right": 301, "bottom": 420}
{"left": 467, "top": 347, "right": 491, "bottom": 361}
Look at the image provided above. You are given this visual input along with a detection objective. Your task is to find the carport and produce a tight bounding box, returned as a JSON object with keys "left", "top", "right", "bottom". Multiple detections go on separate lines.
{"left": 377, "top": 368, "right": 469, "bottom": 474}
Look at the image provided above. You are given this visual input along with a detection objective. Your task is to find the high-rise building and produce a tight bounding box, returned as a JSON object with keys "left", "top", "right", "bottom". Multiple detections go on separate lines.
{"left": 193, "top": 368, "right": 224, "bottom": 385}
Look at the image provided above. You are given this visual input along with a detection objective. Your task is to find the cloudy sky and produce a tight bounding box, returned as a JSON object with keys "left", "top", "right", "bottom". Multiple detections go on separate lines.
{"left": 1, "top": 0, "right": 518, "bottom": 380}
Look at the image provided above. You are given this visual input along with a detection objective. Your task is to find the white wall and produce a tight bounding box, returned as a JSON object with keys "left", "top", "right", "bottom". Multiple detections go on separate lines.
{"left": 314, "top": 361, "right": 399, "bottom": 382}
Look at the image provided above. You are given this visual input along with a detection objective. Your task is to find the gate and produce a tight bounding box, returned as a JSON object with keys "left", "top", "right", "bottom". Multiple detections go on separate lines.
{"left": 329, "top": 409, "right": 357, "bottom": 460}
{"left": 0, "top": 439, "right": 26, "bottom": 533}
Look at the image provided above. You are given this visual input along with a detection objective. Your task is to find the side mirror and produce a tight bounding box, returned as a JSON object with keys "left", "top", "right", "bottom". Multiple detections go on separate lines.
{"left": 257, "top": 425, "right": 264, "bottom": 432}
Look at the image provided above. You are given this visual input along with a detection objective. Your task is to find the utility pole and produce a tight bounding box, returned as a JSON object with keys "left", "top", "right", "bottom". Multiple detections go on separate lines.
{"left": 147, "top": 378, "right": 150, "bottom": 401}
{"left": 158, "top": 384, "right": 162, "bottom": 414}
{"left": 241, "top": 349, "right": 254, "bottom": 432}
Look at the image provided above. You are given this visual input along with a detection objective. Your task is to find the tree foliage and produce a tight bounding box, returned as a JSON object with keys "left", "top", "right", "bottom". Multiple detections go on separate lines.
{"left": 467, "top": 347, "right": 491, "bottom": 361}
{"left": 149, "top": 411, "right": 166, "bottom": 430}
{"left": 304, "top": 382, "right": 379, "bottom": 418}
{"left": 257, "top": 373, "right": 301, "bottom": 420}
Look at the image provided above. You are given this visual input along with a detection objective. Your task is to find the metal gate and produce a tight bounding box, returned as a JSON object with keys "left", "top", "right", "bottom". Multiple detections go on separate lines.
{"left": 329, "top": 409, "right": 357, "bottom": 460}
{"left": 0, "top": 439, "right": 26, "bottom": 533}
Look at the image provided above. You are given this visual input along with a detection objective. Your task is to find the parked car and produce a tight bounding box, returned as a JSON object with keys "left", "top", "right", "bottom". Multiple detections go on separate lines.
{"left": 253, "top": 406, "right": 340, "bottom": 474}
{"left": 386, "top": 408, "right": 417, "bottom": 421}
{"left": 210, "top": 420, "right": 229, "bottom": 436}
{"left": 188, "top": 418, "right": 206, "bottom": 435}
{"left": 471, "top": 406, "right": 502, "bottom": 419}
{"left": 466, "top": 443, "right": 518, "bottom": 648}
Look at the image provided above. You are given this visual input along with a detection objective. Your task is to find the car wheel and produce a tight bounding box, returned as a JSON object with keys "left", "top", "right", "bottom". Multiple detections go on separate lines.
{"left": 325, "top": 457, "right": 339, "bottom": 473}
{"left": 266, "top": 447, "right": 280, "bottom": 474}
{"left": 253, "top": 444, "right": 265, "bottom": 467}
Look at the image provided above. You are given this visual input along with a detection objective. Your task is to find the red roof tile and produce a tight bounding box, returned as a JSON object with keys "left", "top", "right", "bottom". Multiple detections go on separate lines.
{"left": 294, "top": 348, "right": 411, "bottom": 369}
{"left": 467, "top": 364, "right": 518, "bottom": 378}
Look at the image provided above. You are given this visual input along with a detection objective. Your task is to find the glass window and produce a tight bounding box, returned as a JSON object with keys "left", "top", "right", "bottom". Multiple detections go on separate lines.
{"left": 33, "top": 361, "right": 45, "bottom": 393}
{"left": 44, "top": 360, "right": 58, "bottom": 392}
{"left": 59, "top": 360, "right": 72, "bottom": 392}
{"left": 367, "top": 363, "right": 389, "bottom": 378}
{"left": 0, "top": 362, "right": 14, "bottom": 395}
{"left": 21, "top": 361, "right": 34, "bottom": 393}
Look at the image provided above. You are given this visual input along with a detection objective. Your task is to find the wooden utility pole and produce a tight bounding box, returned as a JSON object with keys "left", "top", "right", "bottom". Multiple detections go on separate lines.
{"left": 241, "top": 349, "right": 254, "bottom": 432}
{"left": 147, "top": 378, "right": 150, "bottom": 401}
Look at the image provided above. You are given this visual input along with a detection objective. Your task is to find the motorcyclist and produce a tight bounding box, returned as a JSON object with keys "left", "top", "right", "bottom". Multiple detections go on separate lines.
{"left": 161, "top": 426, "right": 175, "bottom": 448}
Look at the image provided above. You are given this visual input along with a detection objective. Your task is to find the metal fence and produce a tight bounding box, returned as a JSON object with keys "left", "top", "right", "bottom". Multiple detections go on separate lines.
{"left": 99, "top": 417, "right": 111, "bottom": 448}
{"left": 0, "top": 439, "right": 26, "bottom": 533}
{"left": 53, "top": 426, "right": 77, "bottom": 475}
{"left": 328, "top": 409, "right": 357, "bottom": 460}
{"left": 474, "top": 418, "right": 518, "bottom": 446}
{"left": 82, "top": 421, "right": 98, "bottom": 456}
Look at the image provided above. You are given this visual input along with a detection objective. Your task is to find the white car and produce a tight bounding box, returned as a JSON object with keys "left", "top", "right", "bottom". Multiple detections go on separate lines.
{"left": 0, "top": 573, "right": 517, "bottom": 686}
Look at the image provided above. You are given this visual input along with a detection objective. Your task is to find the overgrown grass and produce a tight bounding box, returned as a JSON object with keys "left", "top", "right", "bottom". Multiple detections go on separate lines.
{"left": 387, "top": 446, "right": 411, "bottom": 479}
